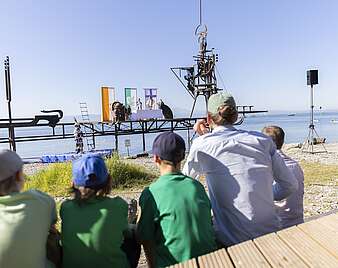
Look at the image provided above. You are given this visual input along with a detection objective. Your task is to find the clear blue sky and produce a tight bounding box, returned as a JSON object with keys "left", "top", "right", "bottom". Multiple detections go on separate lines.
{"left": 1, "top": 0, "right": 338, "bottom": 117}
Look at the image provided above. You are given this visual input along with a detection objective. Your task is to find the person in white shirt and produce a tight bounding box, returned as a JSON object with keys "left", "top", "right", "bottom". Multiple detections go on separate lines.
{"left": 262, "top": 125, "right": 304, "bottom": 228}
{"left": 183, "top": 92, "right": 298, "bottom": 246}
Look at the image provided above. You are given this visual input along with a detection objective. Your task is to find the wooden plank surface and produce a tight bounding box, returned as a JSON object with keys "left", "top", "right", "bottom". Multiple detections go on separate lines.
{"left": 315, "top": 213, "right": 338, "bottom": 233}
{"left": 277, "top": 226, "right": 338, "bottom": 267}
{"left": 254, "top": 232, "right": 307, "bottom": 267}
{"left": 198, "top": 248, "right": 234, "bottom": 268}
{"left": 168, "top": 258, "right": 198, "bottom": 268}
{"left": 227, "top": 240, "right": 270, "bottom": 267}
{"left": 298, "top": 219, "right": 338, "bottom": 257}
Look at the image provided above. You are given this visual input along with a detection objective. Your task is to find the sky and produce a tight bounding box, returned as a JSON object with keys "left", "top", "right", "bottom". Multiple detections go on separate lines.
{"left": 1, "top": 0, "right": 338, "bottom": 118}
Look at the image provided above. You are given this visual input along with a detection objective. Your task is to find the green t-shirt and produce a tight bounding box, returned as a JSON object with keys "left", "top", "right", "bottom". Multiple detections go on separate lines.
{"left": 0, "top": 189, "right": 57, "bottom": 268}
{"left": 60, "top": 196, "right": 130, "bottom": 268}
{"left": 137, "top": 172, "right": 216, "bottom": 267}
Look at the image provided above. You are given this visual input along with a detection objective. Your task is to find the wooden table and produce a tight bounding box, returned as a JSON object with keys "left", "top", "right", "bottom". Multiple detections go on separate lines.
{"left": 169, "top": 212, "right": 338, "bottom": 268}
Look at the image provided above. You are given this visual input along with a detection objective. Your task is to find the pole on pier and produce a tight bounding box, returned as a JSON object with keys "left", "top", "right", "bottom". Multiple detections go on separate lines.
{"left": 91, "top": 123, "right": 96, "bottom": 148}
{"left": 114, "top": 124, "right": 118, "bottom": 152}
{"left": 4, "top": 56, "right": 16, "bottom": 151}
{"left": 142, "top": 122, "right": 146, "bottom": 152}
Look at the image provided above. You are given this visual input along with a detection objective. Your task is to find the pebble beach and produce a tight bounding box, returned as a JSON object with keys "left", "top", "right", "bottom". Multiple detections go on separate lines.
{"left": 23, "top": 143, "right": 338, "bottom": 218}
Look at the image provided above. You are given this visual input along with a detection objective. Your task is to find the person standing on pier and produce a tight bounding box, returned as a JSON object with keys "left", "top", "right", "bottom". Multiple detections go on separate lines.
{"left": 73, "top": 122, "right": 84, "bottom": 154}
{"left": 183, "top": 92, "right": 298, "bottom": 246}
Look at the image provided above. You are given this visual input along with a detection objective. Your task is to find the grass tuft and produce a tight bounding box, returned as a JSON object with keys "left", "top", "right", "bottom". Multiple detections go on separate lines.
{"left": 300, "top": 161, "right": 338, "bottom": 186}
{"left": 24, "top": 155, "right": 156, "bottom": 197}
{"left": 24, "top": 163, "right": 72, "bottom": 197}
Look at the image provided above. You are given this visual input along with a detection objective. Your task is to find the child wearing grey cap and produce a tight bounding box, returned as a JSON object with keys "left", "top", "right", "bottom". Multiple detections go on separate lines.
{"left": 0, "top": 150, "right": 57, "bottom": 268}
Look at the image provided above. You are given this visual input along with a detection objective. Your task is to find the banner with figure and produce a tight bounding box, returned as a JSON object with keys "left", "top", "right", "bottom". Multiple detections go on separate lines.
{"left": 124, "top": 88, "right": 138, "bottom": 113}
{"left": 144, "top": 88, "right": 158, "bottom": 110}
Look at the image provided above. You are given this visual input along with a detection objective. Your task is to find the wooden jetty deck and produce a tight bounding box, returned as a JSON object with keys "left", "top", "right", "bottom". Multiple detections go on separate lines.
{"left": 170, "top": 212, "right": 338, "bottom": 268}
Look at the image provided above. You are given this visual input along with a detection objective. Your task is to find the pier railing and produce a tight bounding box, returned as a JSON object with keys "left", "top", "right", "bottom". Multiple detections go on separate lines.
{"left": 0, "top": 117, "right": 203, "bottom": 153}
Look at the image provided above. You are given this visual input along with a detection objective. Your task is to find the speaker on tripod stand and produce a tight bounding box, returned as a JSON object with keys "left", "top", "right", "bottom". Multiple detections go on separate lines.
{"left": 301, "top": 70, "right": 327, "bottom": 153}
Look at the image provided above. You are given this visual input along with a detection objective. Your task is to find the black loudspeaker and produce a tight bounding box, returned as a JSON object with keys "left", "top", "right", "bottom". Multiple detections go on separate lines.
{"left": 307, "top": 70, "right": 318, "bottom": 86}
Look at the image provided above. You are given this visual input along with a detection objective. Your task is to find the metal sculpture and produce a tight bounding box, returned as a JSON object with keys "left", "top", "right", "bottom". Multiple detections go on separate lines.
{"left": 171, "top": 0, "right": 266, "bottom": 119}
{"left": 30, "top": 110, "right": 64, "bottom": 128}
{"left": 171, "top": 0, "right": 220, "bottom": 117}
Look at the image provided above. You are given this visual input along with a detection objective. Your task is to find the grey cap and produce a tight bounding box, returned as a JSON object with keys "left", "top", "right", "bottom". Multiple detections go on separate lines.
{"left": 0, "top": 150, "right": 23, "bottom": 182}
{"left": 208, "top": 92, "right": 237, "bottom": 115}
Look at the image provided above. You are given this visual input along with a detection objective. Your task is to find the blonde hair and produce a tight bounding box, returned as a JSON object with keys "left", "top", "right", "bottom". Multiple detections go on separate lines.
{"left": 209, "top": 105, "right": 238, "bottom": 125}
{"left": 262, "top": 126, "right": 285, "bottom": 149}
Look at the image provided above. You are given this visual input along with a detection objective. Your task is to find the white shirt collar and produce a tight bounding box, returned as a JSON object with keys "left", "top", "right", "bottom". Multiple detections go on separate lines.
{"left": 212, "top": 125, "right": 236, "bottom": 133}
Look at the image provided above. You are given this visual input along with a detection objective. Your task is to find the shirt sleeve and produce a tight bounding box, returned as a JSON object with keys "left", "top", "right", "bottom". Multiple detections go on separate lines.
{"left": 50, "top": 198, "right": 57, "bottom": 225}
{"left": 182, "top": 141, "right": 202, "bottom": 179}
{"left": 271, "top": 150, "right": 299, "bottom": 201}
{"left": 137, "top": 188, "right": 157, "bottom": 242}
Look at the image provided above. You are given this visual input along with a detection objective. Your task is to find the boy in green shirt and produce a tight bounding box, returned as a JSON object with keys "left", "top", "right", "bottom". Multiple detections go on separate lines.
{"left": 137, "top": 132, "right": 216, "bottom": 268}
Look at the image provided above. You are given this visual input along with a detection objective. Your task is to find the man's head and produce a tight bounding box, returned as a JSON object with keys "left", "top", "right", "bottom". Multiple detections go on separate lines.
{"left": 152, "top": 132, "right": 186, "bottom": 170}
{"left": 262, "top": 125, "right": 285, "bottom": 149}
{"left": 0, "top": 150, "right": 24, "bottom": 195}
{"left": 207, "top": 92, "right": 238, "bottom": 126}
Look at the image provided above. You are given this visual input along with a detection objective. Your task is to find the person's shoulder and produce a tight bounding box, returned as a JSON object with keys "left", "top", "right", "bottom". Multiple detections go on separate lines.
{"left": 60, "top": 198, "right": 75, "bottom": 211}
{"left": 185, "top": 174, "right": 206, "bottom": 189}
{"left": 191, "top": 131, "right": 221, "bottom": 150}
{"left": 278, "top": 151, "right": 302, "bottom": 169}
{"left": 243, "top": 129, "right": 276, "bottom": 148}
{"left": 246, "top": 129, "right": 271, "bottom": 140}
{"left": 108, "top": 196, "right": 128, "bottom": 209}
{"left": 139, "top": 186, "right": 155, "bottom": 205}
{"left": 191, "top": 134, "right": 208, "bottom": 147}
{"left": 24, "top": 189, "right": 55, "bottom": 207}
{"left": 140, "top": 186, "right": 152, "bottom": 198}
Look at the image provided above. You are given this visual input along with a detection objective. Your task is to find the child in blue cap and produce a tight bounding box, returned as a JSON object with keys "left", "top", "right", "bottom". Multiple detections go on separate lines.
{"left": 60, "top": 154, "right": 137, "bottom": 268}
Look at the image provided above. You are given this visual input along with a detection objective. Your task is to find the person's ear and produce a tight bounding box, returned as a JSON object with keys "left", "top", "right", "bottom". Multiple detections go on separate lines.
{"left": 14, "top": 170, "right": 23, "bottom": 183}
{"left": 14, "top": 170, "right": 25, "bottom": 191}
{"left": 153, "top": 155, "right": 161, "bottom": 165}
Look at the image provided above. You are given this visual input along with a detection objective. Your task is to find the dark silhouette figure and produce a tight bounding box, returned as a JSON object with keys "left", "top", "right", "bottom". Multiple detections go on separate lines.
{"left": 159, "top": 100, "right": 173, "bottom": 119}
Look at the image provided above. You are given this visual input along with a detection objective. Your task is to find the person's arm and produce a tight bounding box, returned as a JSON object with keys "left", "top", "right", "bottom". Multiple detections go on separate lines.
{"left": 142, "top": 240, "right": 156, "bottom": 268}
{"left": 136, "top": 188, "right": 157, "bottom": 268}
{"left": 182, "top": 139, "right": 204, "bottom": 179}
{"left": 193, "top": 119, "right": 210, "bottom": 135}
{"left": 271, "top": 150, "right": 298, "bottom": 201}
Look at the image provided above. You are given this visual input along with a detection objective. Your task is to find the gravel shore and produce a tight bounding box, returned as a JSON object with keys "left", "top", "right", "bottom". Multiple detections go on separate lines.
{"left": 23, "top": 144, "right": 338, "bottom": 218}
{"left": 284, "top": 142, "right": 338, "bottom": 165}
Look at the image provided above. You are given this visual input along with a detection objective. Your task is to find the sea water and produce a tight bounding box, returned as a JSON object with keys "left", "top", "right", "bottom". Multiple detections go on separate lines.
{"left": 1, "top": 112, "right": 338, "bottom": 160}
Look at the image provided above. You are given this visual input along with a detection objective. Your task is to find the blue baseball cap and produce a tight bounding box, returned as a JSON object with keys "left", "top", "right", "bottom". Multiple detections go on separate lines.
{"left": 152, "top": 132, "right": 186, "bottom": 164}
{"left": 72, "top": 154, "right": 109, "bottom": 188}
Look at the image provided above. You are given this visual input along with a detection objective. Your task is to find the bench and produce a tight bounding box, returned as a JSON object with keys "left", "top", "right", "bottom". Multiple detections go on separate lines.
{"left": 169, "top": 212, "right": 338, "bottom": 267}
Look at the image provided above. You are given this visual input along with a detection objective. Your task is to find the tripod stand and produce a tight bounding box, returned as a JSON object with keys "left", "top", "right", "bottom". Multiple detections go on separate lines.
{"left": 301, "top": 84, "right": 327, "bottom": 154}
